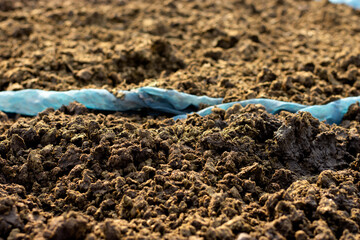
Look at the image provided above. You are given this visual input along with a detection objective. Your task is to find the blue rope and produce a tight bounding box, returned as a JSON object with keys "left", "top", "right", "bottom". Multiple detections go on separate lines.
{"left": 329, "top": 0, "right": 360, "bottom": 8}
{"left": 0, "top": 87, "right": 359, "bottom": 124}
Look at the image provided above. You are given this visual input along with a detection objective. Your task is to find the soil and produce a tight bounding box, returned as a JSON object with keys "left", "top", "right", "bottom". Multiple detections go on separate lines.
{"left": 0, "top": 0, "right": 360, "bottom": 239}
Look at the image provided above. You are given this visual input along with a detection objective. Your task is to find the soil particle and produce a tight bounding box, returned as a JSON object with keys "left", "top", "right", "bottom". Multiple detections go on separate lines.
{"left": 59, "top": 102, "right": 88, "bottom": 115}
{"left": 42, "top": 211, "right": 90, "bottom": 240}
{"left": 271, "top": 112, "right": 354, "bottom": 175}
{"left": 58, "top": 146, "right": 81, "bottom": 172}
{"left": 76, "top": 68, "right": 93, "bottom": 82}
{"left": 257, "top": 68, "right": 277, "bottom": 84}
{"left": 9, "top": 134, "right": 26, "bottom": 154}
{"left": 0, "top": 111, "right": 8, "bottom": 122}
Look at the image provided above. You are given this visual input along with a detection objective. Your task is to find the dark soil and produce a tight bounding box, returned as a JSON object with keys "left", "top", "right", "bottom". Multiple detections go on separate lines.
{"left": 1, "top": 0, "right": 360, "bottom": 239}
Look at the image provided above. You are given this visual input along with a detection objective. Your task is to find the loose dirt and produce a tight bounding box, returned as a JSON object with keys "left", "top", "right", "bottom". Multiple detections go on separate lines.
{"left": 1, "top": 0, "right": 360, "bottom": 239}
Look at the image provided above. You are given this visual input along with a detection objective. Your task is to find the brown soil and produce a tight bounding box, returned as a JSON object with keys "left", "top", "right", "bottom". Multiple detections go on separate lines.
{"left": 1, "top": 0, "right": 360, "bottom": 239}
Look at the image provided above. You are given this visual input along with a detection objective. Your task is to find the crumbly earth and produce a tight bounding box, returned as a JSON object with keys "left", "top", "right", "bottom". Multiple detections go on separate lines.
{"left": 0, "top": 0, "right": 360, "bottom": 239}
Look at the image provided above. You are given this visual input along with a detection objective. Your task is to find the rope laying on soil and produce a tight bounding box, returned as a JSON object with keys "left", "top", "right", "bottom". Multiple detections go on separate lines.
{"left": 329, "top": 0, "right": 360, "bottom": 8}
{"left": 0, "top": 87, "right": 359, "bottom": 124}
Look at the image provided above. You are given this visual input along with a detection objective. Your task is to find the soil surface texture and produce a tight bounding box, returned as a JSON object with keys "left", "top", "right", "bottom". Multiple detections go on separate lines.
{"left": 1, "top": 0, "right": 360, "bottom": 239}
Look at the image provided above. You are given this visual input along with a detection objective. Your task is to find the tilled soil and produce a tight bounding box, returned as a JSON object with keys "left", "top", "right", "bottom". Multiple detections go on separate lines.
{"left": 1, "top": 0, "right": 360, "bottom": 239}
